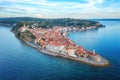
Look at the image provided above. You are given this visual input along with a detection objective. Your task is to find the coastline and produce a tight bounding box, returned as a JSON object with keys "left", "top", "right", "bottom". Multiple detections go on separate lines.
{"left": 11, "top": 23, "right": 110, "bottom": 67}
{"left": 18, "top": 35, "right": 110, "bottom": 67}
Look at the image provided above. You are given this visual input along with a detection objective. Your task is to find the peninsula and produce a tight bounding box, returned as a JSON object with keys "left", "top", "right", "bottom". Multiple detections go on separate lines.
{"left": 11, "top": 18, "right": 110, "bottom": 67}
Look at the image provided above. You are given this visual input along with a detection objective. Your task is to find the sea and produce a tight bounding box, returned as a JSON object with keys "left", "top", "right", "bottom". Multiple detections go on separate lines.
{"left": 0, "top": 21, "right": 120, "bottom": 80}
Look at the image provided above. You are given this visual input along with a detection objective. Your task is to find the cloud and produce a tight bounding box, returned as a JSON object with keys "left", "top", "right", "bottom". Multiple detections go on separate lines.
{"left": 0, "top": 0, "right": 46, "bottom": 3}
{"left": 35, "top": 14, "right": 43, "bottom": 18}
{"left": 88, "top": 0, "right": 104, "bottom": 5}
{"left": 0, "top": 7, "right": 5, "bottom": 10}
{"left": 0, "top": 6, "right": 27, "bottom": 14}
{"left": 0, "top": 0, "right": 120, "bottom": 18}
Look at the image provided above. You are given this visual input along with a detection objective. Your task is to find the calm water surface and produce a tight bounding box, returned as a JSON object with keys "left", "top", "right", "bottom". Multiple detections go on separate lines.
{"left": 0, "top": 21, "right": 120, "bottom": 80}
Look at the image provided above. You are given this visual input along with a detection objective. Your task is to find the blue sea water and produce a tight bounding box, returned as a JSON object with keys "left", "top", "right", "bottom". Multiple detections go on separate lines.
{"left": 0, "top": 21, "right": 120, "bottom": 80}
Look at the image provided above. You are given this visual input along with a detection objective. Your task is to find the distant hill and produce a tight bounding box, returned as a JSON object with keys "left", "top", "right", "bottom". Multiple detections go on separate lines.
{"left": 0, "top": 17, "right": 41, "bottom": 27}
{"left": 0, "top": 17, "right": 105, "bottom": 28}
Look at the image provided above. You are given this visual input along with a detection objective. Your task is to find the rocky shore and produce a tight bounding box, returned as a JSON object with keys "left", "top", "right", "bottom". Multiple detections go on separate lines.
{"left": 12, "top": 23, "right": 110, "bottom": 67}
{"left": 20, "top": 37, "right": 110, "bottom": 67}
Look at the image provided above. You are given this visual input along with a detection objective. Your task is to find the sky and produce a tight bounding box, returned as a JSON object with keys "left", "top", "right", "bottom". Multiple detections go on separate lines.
{"left": 0, "top": 0, "right": 120, "bottom": 18}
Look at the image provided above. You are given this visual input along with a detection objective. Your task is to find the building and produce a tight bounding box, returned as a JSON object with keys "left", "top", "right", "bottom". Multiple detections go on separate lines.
{"left": 68, "top": 49, "right": 77, "bottom": 57}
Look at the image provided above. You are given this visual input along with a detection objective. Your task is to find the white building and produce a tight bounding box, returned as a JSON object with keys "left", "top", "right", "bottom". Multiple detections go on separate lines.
{"left": 68, "top": 49, "right": 77, "bottom": 57}
{"left": 59, "top": 45, "right": 66, "bottom": 54}
{"left": 21, "top": 27, "right": 26, "bottom": 32}
{"left": 21, "top": 24, "right": 27, "bottom": 32}
{"left": 46, "top": 45, "right": 66, "bottom": 54}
